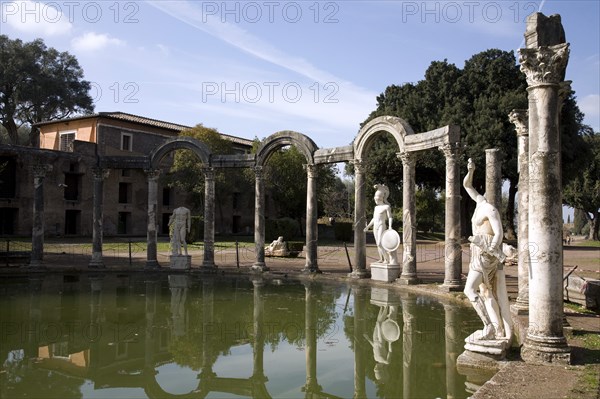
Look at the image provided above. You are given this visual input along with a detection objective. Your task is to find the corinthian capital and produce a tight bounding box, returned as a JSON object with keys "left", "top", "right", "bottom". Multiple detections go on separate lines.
{"left": 397, "top": 151, "right": 416, "bottom": 167}
{"left": 509, "top": 109, "right": 529, "bottom": 136}
{"left": 438, "top": 143, "right": 461, "bottom": 159}
{"left": 518, "top": 43, "right": 570, "bottom": 86}
{"left": 304, "top": 164, "right": 318, "bottom": 178}
{"left": 351, "top": 159, "right": 367, "bottom": 174}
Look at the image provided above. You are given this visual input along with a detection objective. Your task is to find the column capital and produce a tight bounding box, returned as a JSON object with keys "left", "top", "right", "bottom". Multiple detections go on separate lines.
{"left": 254, "top": 165, "right": 264, "bottom": 178}
{"left": 397, "top": 151, "right": 416, "bottom": 167}
{"left": 518, "top": 43, "right": 569, "bottom": 86}
{"left": 438, "top": 143, "right": 461, "bottom": 159}
{"left": 509, "top": 109, "right": 529, "bottom": 136}
{"left": 92, "top": 167, "right": 110, "bottom": 180}
{"left": 202, "top": 166, "right": 215, "bottom": 179}
{"left": 32, "top": 163, "right": 52, "bottom": 178}
{"left": 304, "top": 163, "right": 318, "bottom": 178}
{"left": 351, "top": 159, "right": 367, "bottom": 174}
{"left": 144, "top": 168, "right": 161, "bottom": 181}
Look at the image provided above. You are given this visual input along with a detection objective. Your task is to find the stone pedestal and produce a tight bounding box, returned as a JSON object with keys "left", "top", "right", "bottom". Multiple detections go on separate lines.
{"left": 170, "top": 255, "right": 191, "bottom": 270}
{"left": 463, "top": 331, "right": 510, "bottom": 358}
{"left": 370, "top": 262, "right": 401, "bottom": 282}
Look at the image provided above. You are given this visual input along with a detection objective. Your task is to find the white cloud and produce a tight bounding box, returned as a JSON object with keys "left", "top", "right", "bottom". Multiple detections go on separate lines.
{"left": 71, "top": 32, "right": 125, "bottom": 52}
{"left": 1, "top": 0, "right": 72, "bottom": 36}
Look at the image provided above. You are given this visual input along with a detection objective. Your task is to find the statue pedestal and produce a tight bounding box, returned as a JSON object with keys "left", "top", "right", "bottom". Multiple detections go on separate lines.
{"left": 370, "top": 262, "right": 400, "bottom": 282}
{"left": 463, "top": 330, "right": 510, "bottom": 358}
{"left": 170, "top": 255, "right": 191, "bottom": 270}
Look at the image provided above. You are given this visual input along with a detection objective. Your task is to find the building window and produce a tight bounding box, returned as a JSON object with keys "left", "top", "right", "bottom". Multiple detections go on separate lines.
{"left": 59, "top": 131, "right": 76, "bottom": 152}
{"left": 233, "top": 192, "right": 240, "bottom": 210}
{"left": 64, "top": 210, "right": 80, "bottom": 235}
{"left": 162, "top": 188, "right": 171, "bottom": 206}
{"left": 0, "top": 208, "right": 17, "bottom": 235}
{"left": 0, "top": 157, "right": 16, "bottom": 198}
{"left": 118, "top": 183, "right": 131, "bottom": 204}
{"left": 121, "top": 169, "right": 130, "bottom": 177}
{"left": 121, "top": 133, "right": 132, "bottom": 151}
{"left": 64, "top": 173, "right": 80, "bottom": 201}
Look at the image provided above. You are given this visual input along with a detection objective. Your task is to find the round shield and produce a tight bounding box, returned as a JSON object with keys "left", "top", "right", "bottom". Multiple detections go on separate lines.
{"left": 381, "top": 229, "right": 400, "bottom": 252}
{"left": 381, "top": 319, "right": 400, "bottom": 342}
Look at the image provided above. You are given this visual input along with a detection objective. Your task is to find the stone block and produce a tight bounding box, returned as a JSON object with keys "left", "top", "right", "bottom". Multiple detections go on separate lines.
{"left": 170, "top": 255, "right": 191, "bottom": 270}
{"left": 370, "top": 262, "right": 400, "bottom": 283}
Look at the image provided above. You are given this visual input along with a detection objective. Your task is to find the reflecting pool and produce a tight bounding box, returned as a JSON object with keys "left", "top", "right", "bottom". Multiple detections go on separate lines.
{"left": 0, "top": 273, "right": 484, "bottom": 398}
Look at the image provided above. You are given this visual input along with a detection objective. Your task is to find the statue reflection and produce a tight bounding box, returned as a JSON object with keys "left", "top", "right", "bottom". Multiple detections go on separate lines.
{"left": 365, "top": 288, "right": 401, "bottom": 386}
{"left": 168, "top": 275, "right": 189, "bottom": 337}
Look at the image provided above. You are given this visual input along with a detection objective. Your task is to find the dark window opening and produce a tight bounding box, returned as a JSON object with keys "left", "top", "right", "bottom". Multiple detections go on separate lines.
{"left": 232, "top": 215, "right": 241, "bottom": 234}
{"left": 119, "top": 183, "right": 131, "bottom": 204}
{"left": 0, "top": 157, "right": 17, "bottom": 198}
{"left": 162, "top": 213, "right": 171, "bottom": 235}
{"left": 162, "top": 188, "right": 171, "bottom": 206}
{"left": 64, "top": 173, "right": 80, "bottom": 201}
{"left": 65, "top": 210, "right": 80, "bottom": 235}
{"left": 0, "top": 208, "right": 17, "bottom": 235}
{"left": 233, "top": 192, "right": 240, "bottom": 210}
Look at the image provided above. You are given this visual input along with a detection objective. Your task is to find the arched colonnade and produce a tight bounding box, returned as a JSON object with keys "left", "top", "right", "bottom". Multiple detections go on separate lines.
{"left": 88, "top": 116, "right": 462, "bottom": 286}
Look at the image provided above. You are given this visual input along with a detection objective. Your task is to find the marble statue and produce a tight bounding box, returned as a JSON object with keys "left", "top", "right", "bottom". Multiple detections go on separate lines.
{"left": 364, "top": 184, "right": 399, "bottom": 265}
{"left": 169, "top": 206, "right": 191, "bottom": 256}
{"left": 265, "top": 236, "right": 290, "bottom": 257}
{"left": 463, "top": 159, "right": 512, "bottom": 344}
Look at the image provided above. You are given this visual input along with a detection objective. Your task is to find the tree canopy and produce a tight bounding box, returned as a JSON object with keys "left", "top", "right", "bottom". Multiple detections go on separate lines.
{"left": 0, "top": 35, "right": 94, "bottom": 146}
{"left": 361, "top": 48, "right": 589, "bottom": 237}
{"left": 563, "top": 133, "right": 600, "bottom": 240}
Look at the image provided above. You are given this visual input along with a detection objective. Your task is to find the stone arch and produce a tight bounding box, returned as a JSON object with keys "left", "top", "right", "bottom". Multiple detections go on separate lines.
{"left": 149, "top": 137, "right": 211, "bottom": 169}
{"left": 252, "top": 130, "right": 320, "bottom": 273}
{"left": 256, "top": 130, "right": 318, "bottom": 166}
{"left": 353, "top": 116, "right": 414, "bottom": 159}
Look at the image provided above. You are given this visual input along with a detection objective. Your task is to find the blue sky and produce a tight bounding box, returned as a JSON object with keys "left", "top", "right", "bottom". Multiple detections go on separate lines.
{"left": 1, "top": 0, "right": 599, "bottom": 149}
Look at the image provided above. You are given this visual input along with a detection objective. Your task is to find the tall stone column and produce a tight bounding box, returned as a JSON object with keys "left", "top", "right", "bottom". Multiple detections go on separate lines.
{"left": 509, "top": 109, "right": 530, "bottom": 314}
{"left": 89, "top": 168, "right": 109, "bottom": 268}
{"left": 252, "top": 166, "right": 268, "bottom": 271}
{"left": 145, "top": 169, "right": 160, "bottom": 269}
{"left": 351, "top": 160, "right": 369, "bottom": 278}
{"left": 484, "top": 149, "right": 502, "bottom": 210}
{"left": 304, "top": 164, "right": 320, "bottom": 273}
{"left": 398, "top": 151, "right": 418, "bottom": 285}
{"left": 202, "top": 167, "right": 216, "bottom": 268}
{"left": 30, "top": 164, "right": 51, "bottom": 267}
{"left": 518, "top": 12, "right": 570, "bottom": 364}
{"left": 440, "top": 143, "right": 463, "bottom": 291}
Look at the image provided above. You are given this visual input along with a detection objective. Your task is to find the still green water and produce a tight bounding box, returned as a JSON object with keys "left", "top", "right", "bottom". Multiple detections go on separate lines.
{"left": 0, "top": 274, "right": 483, "bottom": 398}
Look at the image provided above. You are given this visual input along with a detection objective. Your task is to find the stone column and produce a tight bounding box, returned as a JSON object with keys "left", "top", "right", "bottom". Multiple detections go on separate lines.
{"left": 145, "top": 169, "right": 160, "bottom": 269}
{"left": 518, "top": 13, "right": 570, "bottom": 364}
{"left": 252, "top": 167, "right": 268, "bottom": 271}
{"left": 202, "top": 167, "right": 216, "bottom": 268}
{"left": 509, "top": 109, "right": 530, "bottom": 315}
{"left": 303, "top": 164, "right": 320, "bottom": 273}
{"left": 30, "top": 164, "right": 51, "bottom": 267}
{"left": 440, "top": 143, "right": 463, "bottom": 291}
{"left": 398, "top": 151, "right": 418, "bottom": 285}
{"left": 401, "top": 293, "right": 416, "bottom": 399}
{"left": 484, "top": 149, "right": 502, "bottom": 210}
{"left": 351, "top": 160, "right": 369, "bottom": 278}
{"left": 443, "top": 303, "right": 463, "bottom": 399}
{"left": 89, "top": 168, "right": 109, "bottom": 268}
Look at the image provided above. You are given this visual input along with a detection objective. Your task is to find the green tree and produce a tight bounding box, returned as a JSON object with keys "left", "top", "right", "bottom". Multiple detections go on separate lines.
{"left": 165, "top": 124, "right": 252, "bottom": 228}
{"left": 0, "top": 35, "right": 94, "bottom": 146}
{"left": 262, "top": 145, "right": 338, "bottom": 222}
{"left": 563, "top": 133, "right": 600, "bottom": 240}
{"left": 363, "top": 49, "right": 588, "bottom": 238}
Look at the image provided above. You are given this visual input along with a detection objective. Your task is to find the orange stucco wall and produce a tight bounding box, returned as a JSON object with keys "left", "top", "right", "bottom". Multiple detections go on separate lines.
{"left": 39, "top": 118, "right": 98, "bottom": 150}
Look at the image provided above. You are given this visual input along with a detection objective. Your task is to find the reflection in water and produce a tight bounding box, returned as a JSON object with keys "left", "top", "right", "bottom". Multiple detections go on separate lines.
{"left": 0, "top": 274, "right": 483, "bottom": 398}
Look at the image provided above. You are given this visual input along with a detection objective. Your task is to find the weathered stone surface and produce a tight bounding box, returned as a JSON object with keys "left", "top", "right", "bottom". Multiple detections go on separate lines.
{"left": 170, "top": 255, "right": 191, "bottom": 269}
{"left": 370, "top": 263, "right": 400, "bottom": 282}
{"left": 524, "top": 13, "right": 566, "bottom": 48}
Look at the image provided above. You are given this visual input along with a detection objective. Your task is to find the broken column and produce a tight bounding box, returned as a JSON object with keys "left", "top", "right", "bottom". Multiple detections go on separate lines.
{"left": 518, "top": 12, "right": 570, "bottom": 364}
{"left": 509, "top": 109, "right": 530, "bottom": 315}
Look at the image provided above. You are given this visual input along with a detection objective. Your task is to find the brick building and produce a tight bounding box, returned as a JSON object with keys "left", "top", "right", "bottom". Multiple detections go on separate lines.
{"left": 0, "top": 112, "right": 255, "bottom": 237}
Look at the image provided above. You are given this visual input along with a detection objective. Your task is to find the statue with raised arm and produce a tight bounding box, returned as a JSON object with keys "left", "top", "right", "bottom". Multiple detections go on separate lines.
{"left": 463, "top": 159, "right": 512, "bottom": 343}
{"left": 169, "top": 206, "right": 191, "bottom": 256}
{"left": 364, "top": 184, "right": 399, "bottom": 265}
